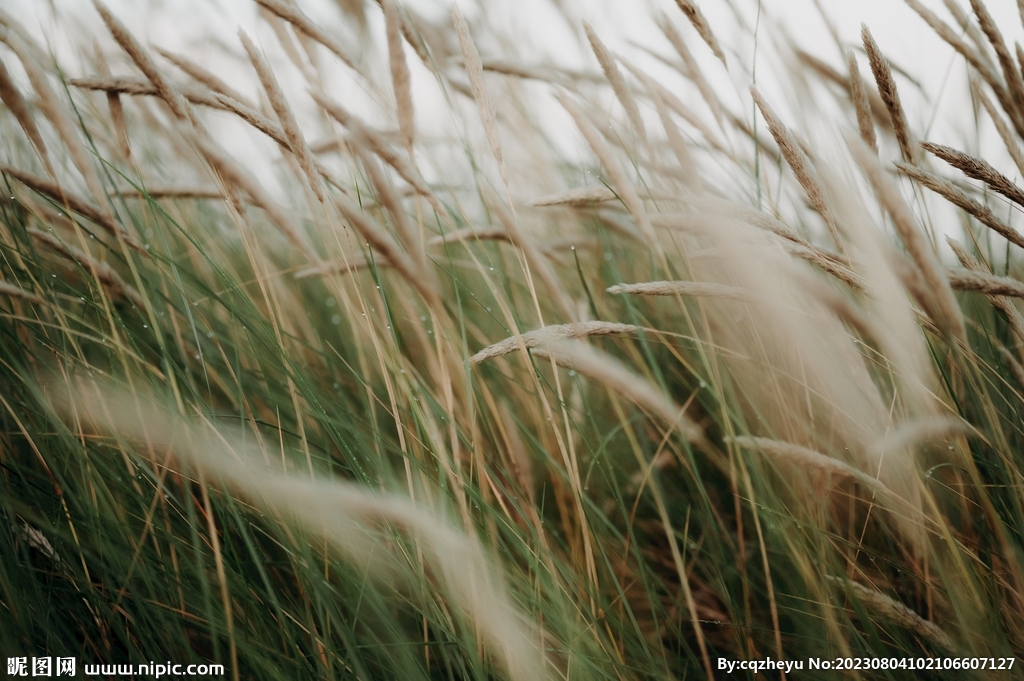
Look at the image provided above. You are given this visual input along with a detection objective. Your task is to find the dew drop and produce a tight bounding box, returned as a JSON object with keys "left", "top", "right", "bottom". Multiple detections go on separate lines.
{"left": 331, "top": 314, "right": 341, "bottom": 324}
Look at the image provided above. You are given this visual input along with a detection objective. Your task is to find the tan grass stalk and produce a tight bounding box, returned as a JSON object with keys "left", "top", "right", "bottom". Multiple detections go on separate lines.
{"left": 673, "top": 0, "right": 727, "bottom": 66}
{"left": 972, "top": 79, "right": 1024, "bottom": 178}
{"left": 92, "top": 1, "right": 192, "bottom": 123}
{"left": 2, "top": 166, "right": 145, "bottom": 254}
{"left": 0, "top": 56, "right": 52, "bottom": 174}
{"left": 0, "top": 280, "right": 43, "bottom": 304}
{"left": 922, "top": 141, "right": 1024, "bottom": 208}
{"left": 947, "top": 236, "right": 1024, "bottom": 348}
{"left": 155, "top": 47, "right": 254, "bottom": 108}
{"left": 751, "top": 88, "right": 842, "bottom": 247}
{"left": 527, "top": 186, "right": 617, "bottom": 207}
{"left": 382, "top": 0, "right": 415, "bottom": 155}
{"left": 189, "top": 132, "right": 318, "bottom": 262}
{"left": 848, "top": 138, "right": 966, "bottom": 341}
{"left": 947, "top": 267, "right": 1024, "bottom": 299}
{"left": 624, "top": 62, "right": 726, "bottom": 154}
{"left": 583, "top": 23, "right": 645, "bottom": 140}
{"left": 896, "top": 162, "right": 1024, "bottom": 249}
{"left": 530, "top": 340, "right": 703, "bottom": 442}
{"left": 861, "top": 25, "right": 915, "bottom": 164}
{"left": 556, "top": 91, "right": 655, "bottom": 244}
{"left": 27, "top": 227, "right": 144, "bottom": 308}
{"left": 874, "top": 417, "right": 971, "bottom": 459}
{"left": 258, "top": 7, "right": 312, "bottom": 82}
{"left": 469, "top": 322, "right": 640, "bottom": 364}
{"left": 92, "top": 43, "right": 131, "bottom": 160}
{"left": 657, "top": 13, "right": 725, "bottom": 125}
{"left": 238, "top": 31, "right": 323, "bottom": 203}
{"left": 969, "top": 0, "right": 1024, "bottom": 128}
{"left": 607, "top": 280, "right": 754, "bottom": 301}
{"left": 5, "top": 34, "right": 109, "bottom": 208}
{"left": 452, "top": 3, "right": 507, "bottom": 187}
{"left": 357, "top": 149, "right": 420, "bottom": 258}
{"left": 113, "top": 185, "right": 224, "bottom": 199}
{"left": 426, "top": 226, "right": 510, "bottom": 246}
{"left": 332, "top": 192, "right": 437, "bottom": 305}
{"left": 824, "top": 576, "right": 954, "bottom": 651}
{"left": 642, "top": 76, "right": 698, "bottom": 184}
{"left": 847, "top": 50, "right": 877, "bottom": 153}
{"left": 253, "top": 0, "right": 359, "bottom": 72}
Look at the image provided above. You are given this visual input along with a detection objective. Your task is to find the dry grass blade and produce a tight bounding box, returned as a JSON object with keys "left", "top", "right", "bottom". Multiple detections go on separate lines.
{"left": 470, "top": 322, "right": 641, "bottom": 364}
{"left": 848, "top": 50, "right": 877, "bottom": 153}
{"left": 862, "top": 25, "right": 915, "bottom": 164}
{"left": 896, "top": 162, "right": 1024, "bottom": 249}
{"left": 849, "top": 138, "right": 965, "bottom": 341}
{"left": 555, "top": 91, "right": 655, "bottom": 245}
{"left": 824, "top": 576, "right": 954, "bottom": 651}
{"left": 673, "top": 0, "right": 726, "bottom": 66}
{"left": 155, "top": 47, "right": 254, "bottom": 108}
{"left": 0, "top": 279, "right": 44, "bottom": 304}
{"left": 92, "top": 0, "right": 191, "bottom": 123}
{"left": 238, "top": 31, "right": 323, "bottom": 203}
{"left": 254, "top": 0, "right": 359, "bottom": 72}
{"left": 113, "top": 185, "right": 224, "bottom": 199}
{"left": 607, "top": 280, "right": 754, "bottom": 301}
{"left": 969, "top": 0, "right": 1024, "bottom": 129}
{"left": 922, "top": 141, "right": 1024, "bottom": 208}
{"left": 0, "top": 56, "right": 52, "bottom": 174}
{"left": 452, "top": 3, "right": 506, "bottom": 187}
{"left": 426, "top": 226, "right": 510, "bottom": 246}
{"left": 583, "top": 23, "right": 645, "bottom": 140}
{"left": 527, "top": 186, "right": 617, "bottom": 207}
{"left": 2, "top": 166, "right": 145, "bottom": 254}
{"left": 751, "top": 88, "right": 842, "bottom": 248}
{"left": 188, "top": 132, "right": 318, "bottom": 262}
{"left": 382, "top": 0, "right": 415, "bottom": 155}
{"left": 947, "top": 267, "right": 1024, "bottom": 299}
{"left": 657, "top": 14, "right": 725, "bottom": 126}
{"left": 27, "top": 227, "right": 144, "bottom": 308}
{"left": 532, "top": 340, "right": 703, "bottom": 442}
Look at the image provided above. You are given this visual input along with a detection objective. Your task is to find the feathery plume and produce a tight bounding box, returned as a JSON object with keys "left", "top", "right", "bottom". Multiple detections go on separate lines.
{"left": 583, "top": 23, "right": 645, "bottom": 140}
{"left": 847, "top": 49, "right": 877, "bottom": 153}
{"left": 922, "top": 141, "right": 1024, "bottom": 208}
{"left": 862, "top": 25, "right": 915, "bottom": 164}
{"left": 673, "top": 0, "right": 727, "bottom": 66}
{"left": 824, "top": 577, "right": 954, "bottom": 651}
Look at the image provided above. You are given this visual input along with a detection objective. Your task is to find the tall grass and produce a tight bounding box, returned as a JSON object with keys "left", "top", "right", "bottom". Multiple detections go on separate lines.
{"left": 2, "top": 0, "right": 1024, "bottom": 678}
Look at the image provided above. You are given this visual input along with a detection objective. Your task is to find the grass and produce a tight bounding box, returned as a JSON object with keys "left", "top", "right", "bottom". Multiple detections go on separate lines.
{"left": 2, "top": 0, "right": 1024, "bottom": 678}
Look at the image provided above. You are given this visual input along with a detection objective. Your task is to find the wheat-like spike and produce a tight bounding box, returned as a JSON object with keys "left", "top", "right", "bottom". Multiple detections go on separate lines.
{"left": 751, "top": 88, "right": 842, "bottom": 248}
{"left": 27, "top": 226, "right": 145, "bottom": 308}
{"left": 426, "top": 226, "right": 510, "bottom": 246}
{"left": 0, "top": 279, "right": 44, "bottom": 304}
{"left": 873, "top": 417, "right": 971, "bottom": 458}
{"left": 238, "top": 31, "right": 323, "bottom": 203}
{"left": 556, "top": 91, "right": 655, "bottom": 245}
{"left": 849, "top": 138, "right": 966, "bottom": 341}
{"left": 2, "top": 166, "right": 145, "bottom": 254}
{"left": 92, "top": 0, "right": 193, "bottom": 124}
{"left": 729, "top": 436, "right": 889, "bottom": 491}
{"left": 607, "top": 280, "right": 754, "bottom": 301}
{"left": 896, "top": 162, "right": 1024, "bottom": 249}
{"left": 0, "top": 56, "right": 52, "bottom": 174}
{"left": 673, "top": 0, "right": 726, "bottom": 66}
{"left": 382, "top": 0, "right": 415, "bottom": 155}
{"left": 452, "top": 3, "right": 507, "bottom": 188}
{"left": 969, "top": 0, "right": 1024, "bottom": 130}
{"left": 972, "top": 78, "right": 1024, "bottom": 178}
{"left": 848, "top": 49, "right": 877, "bottom": 153}
{"left": 862, "top": 25, "right": 915, "bottom": 164}
{"left": 189, "top": 132, "right": 318, "bottom": 263}
{"left": 583, "top": 23, "right": 646, "bottom": 140}
{"left": 155, "top": 47, "right": 254, "bottom": 108}
{"left": 947, "top": 236, "right": 1024, "bottom": 349}
{"left": 253, "top": 0, "right": 359, "bottom": 72}
{"left": 470, "top": 322, "right": 640, "bottom": 364}
{"left": 947, "top": 267, "right": 1024, "bottom": 299}
{"left": 922, "top": 141, "right": 1024, "bottom": 208}
{"left": 658, "top": 13, "right": 726, "bottom": 126}
{"left": 823, "top": 577, "right": 954, "bottom": 651}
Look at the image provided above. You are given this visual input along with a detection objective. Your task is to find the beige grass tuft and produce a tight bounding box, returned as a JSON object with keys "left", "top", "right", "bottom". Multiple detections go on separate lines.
{"left": 470, "top": 322, "right": 641, "bottom": 364}
{"left": 946, "top": 267, "right": 1024, "bottom": 299}
{"left": 922, "top": 141, "right": 1024, "bottom": 208}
